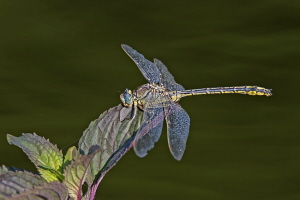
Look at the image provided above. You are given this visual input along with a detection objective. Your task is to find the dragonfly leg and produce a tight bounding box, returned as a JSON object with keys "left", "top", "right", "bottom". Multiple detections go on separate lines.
{"left": 129, "top": 102, "right": 138, "bottom": 120}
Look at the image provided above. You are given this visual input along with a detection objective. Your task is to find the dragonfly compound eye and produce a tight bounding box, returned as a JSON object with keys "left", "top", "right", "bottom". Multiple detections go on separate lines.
{"left": 120, "top": 89, "right": 133, "bottom": 107}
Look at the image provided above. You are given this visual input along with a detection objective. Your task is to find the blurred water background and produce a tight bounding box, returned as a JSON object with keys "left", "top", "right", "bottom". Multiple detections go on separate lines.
{"left": 0, "top": 1, "right": 299, "bottom": 199}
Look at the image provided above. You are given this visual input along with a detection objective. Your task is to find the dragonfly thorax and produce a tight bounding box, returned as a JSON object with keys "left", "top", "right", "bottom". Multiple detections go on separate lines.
{"left": 121, "top": 84, "right": 181, "bottom": 109}
{"left": 136, "top": 83, "right": 178, "bottom": 110}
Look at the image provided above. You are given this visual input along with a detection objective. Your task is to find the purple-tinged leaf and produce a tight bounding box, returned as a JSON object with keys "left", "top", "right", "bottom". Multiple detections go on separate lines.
{"left": 1, "top": 173, "right": 68, "bottom": 200}
{"left": 7, "top": 133, "right": 64, "bottom": 182}
{"left": 63, "top": 150, "right": 101, "bottom": 200}
{"left": 0, "top": 170, "right": 45, "bottom": 198}
{"left": 79, "top": 104, "right": 143, "bottom": 187}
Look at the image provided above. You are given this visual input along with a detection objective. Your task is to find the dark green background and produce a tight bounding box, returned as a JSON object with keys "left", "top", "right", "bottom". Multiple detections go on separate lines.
{"left": 0, "top": 1, "right": 299, "bottom": 199}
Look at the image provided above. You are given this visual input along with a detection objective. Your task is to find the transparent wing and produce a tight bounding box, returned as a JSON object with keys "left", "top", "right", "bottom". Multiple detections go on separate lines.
{"left": 154, "top": 58, "right": 185, "bottom": 91}
{"left": 134, "top": 107, "right": 165, "bottom": 157}
{"left": 166, "top": 103, "right": 190, "bottom": 160}
{"left": 121, "top": 44, "right": 160, "bottom": 84}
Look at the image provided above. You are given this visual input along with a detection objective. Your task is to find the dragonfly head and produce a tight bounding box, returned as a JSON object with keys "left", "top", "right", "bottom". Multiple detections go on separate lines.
{"left": 120, "top": 89, "right": 133, "bottom": 107}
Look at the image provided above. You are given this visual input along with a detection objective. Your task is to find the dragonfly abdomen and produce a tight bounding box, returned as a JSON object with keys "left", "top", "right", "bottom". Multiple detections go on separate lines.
{"left": 178, "top": 86, "right": 272, "bottom": 98}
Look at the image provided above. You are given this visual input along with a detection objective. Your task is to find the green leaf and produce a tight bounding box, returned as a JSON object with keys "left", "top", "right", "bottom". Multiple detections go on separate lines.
{"left": 0, "top": 165, "right": 9, "bottom": 175}
{"left": 63, "top": 150, "right": 101, "bottom": 200}
{"left": 63, "top": 146, "right": 79, "bottom": 170}
{"left": 78, "top": 104, "right": 143, "bottom": 186}
{"left": 7, "top": 133, "right": 64, "bottom": 182}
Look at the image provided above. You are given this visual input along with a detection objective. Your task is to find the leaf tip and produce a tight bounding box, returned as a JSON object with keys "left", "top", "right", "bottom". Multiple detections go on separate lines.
{"left": 7, "top": 134, "right": 15, "bottom": 144}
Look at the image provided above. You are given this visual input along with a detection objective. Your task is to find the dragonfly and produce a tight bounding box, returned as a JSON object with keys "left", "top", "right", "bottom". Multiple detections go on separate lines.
{"left": 120, "top": 44, "right": 272, "bottom": 161}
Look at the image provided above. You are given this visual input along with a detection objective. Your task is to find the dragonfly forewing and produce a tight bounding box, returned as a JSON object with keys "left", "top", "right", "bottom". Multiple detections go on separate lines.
{"left": 121, "top": 44, "right": 160, "bottom": 84}
{"left": 154, "top": 58, "right": 185, "bottom": 91}
{"left": 166, "top": 103, "right": 190, "bottom": 161}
